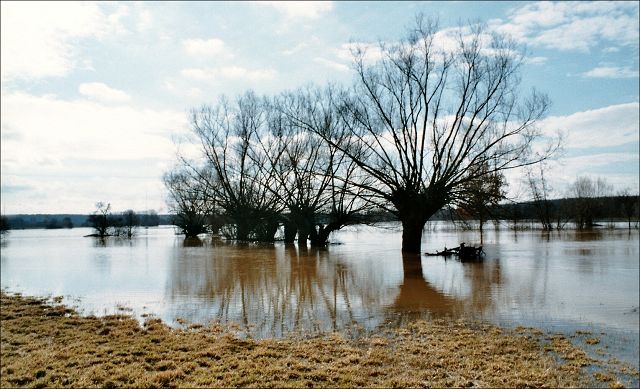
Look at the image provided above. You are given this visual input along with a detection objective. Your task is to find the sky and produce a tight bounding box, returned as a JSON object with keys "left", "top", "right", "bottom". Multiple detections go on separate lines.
{"left": 1, "top": 1, "right": 639, "bottom": 214}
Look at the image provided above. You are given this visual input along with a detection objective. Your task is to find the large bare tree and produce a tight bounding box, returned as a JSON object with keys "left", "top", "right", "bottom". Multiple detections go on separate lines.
{"left": 269, "top": 88, "right": 373, "bottom": 246}
{"left": 187, "top": 91, "right": 283, "bottom": 241}
{"left": 310, "top": 18, "right": 556, "bottom": 252}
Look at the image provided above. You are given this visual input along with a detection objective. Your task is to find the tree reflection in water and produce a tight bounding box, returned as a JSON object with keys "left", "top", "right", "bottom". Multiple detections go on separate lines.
{"left": 384, "top": 253, "right": 461, "bottom": 326}
{"left": 164, "top": 241, "right": 502, "bottom": 338}
{"left": 182, "top": 237, "right": 204, "bottom": 247}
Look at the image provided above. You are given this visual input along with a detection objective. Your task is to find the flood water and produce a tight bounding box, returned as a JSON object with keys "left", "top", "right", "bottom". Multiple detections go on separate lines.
{"left": 1, "top": 223, "right": 638, "bottom": 367}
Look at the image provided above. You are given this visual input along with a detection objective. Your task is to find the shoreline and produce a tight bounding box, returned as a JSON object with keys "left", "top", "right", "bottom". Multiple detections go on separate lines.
{"left": 2, "top": 292, "right": 638, "bottom": 388}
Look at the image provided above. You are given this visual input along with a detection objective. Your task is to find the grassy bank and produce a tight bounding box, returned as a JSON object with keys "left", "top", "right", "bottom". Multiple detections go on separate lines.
{"left": 0, "top": 292, "right": 632, "bottom": 388}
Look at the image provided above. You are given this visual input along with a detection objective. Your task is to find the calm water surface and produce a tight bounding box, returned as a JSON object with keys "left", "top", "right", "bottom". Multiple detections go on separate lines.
{"left": 1, "top": 223, "right": 638, "bottom": 366}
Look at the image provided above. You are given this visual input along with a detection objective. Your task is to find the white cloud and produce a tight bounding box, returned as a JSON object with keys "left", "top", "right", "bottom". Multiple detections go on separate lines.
{"left": 552, "top": 153, "right": 639, "bottom": 195}
{"left": 1, "top": 92, "right": 186, "bottom": 163}
{"left": 313, "top": 57, "right": 350, "bottom": 72}
{"left": 181, "top": 66, "right": 277, "bottom": 82}
{"left": 335, "top": 42, "right": 385, "bottom": 63}
{"left": 181, "top": 68, "right": 209, "bottom": 80}
{"left": 78, "top": 82, "right": 132, "bottom": 104}
{"left": 106, "top": 4, "right": 131, "bottom": 35}
{"left": 187, "top": 88, "right": 204, "bottom": 99}
{"left": 0, "top": 92, "right": 189, "bottom": 212}
{"left": 163, "top": 80, "right": 177, "bottom": 92}
{"left": 525, "top": 56, "right": 548, "bottom": 65}
{"left": 256, "top": 1, "right": 333, "bottom": 19}
{"left": 218, "top": 66, "right": 276, "bottom": 80}
{"left": 333, "top": 25, "right": 520, "bottom": 70}
{"left": 183, "top": 38, "right": 228, "bottom": 57}
{"left": 581, "top": 66, "right": 639, "bottom": 79}
{"left": 1, "top": 167, "right": 170, "bottom": 214}
{"left": 510, "top": 151, "right": 639, "bottom": 199}
{"left": 431, "top": 25, "right": 523, "bottom": 59}
{"left": 136, "top": 8, "right": 153, "bottom": 32}
{"left": 509, "top": 1, "right": 568, "bottom": 27}
{"left": 540, "top": 102, "right": 639, "bottom": 149}
{"left": 431, "top": 26, "right": 470, "bottom": 54}
{"left": 493, "top": 1, "right": 639, "bottom": 51}
{"left": 0, "top": 2, "right": 127, "bottom": 82}
{"left": 282, "top": 42, "right": 310, "bottom": 56}
{"left": 563, "top": 152, "right": 638, "bottom": 167}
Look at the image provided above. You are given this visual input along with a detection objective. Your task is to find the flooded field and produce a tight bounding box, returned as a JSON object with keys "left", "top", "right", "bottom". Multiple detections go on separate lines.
{"left": 1, "top": 223, "right": 638, "bottom": 367}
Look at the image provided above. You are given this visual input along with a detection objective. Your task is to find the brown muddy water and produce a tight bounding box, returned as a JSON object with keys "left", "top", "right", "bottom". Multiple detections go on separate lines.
{"left": 1, "top": 222, "right": 638, "bottom": 369}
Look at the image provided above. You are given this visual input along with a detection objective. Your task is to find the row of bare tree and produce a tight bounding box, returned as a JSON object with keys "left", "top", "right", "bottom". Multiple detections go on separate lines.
{"left": 165, "top": 17, "right": 559, "bottom": 252}
{"left": 164, "top": 88, "right": 373, "bottom": 247}
{"left": 525, "top": 171, "right": 639, "bottom": 230}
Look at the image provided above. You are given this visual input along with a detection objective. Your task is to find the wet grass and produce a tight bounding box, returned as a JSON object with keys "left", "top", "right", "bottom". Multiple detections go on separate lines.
{"left": 1, "top": 292, "right": 636, "bottom": 388}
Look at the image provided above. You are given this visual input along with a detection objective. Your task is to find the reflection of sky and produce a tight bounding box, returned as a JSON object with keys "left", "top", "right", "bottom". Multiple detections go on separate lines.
{"left": 1, "top": 224, "right": 638, "bottom": 339}
{"left": 421, "top": 226, "right": 639, "bottom": 332}
{"left": 0, "top": 228, "right": 171, "bottom": 315}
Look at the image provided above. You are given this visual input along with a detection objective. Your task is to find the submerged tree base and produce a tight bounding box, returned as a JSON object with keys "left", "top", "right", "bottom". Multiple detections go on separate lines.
{"left": 1, "top": 292, "right": 635, "bottom": 388}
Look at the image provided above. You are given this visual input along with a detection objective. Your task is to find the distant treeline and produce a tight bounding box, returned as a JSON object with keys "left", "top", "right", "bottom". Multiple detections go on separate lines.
{"left": 284, "top": 194, "right": 639, "bottom": 228}
{"left": 1, "top": 194, "right": 637, "bottom": 232}
{"left": 494, "top": 195, "right": 639, "bottom": 229}
{"left": 2, "top": 212, "right": 173, "bottom": 230}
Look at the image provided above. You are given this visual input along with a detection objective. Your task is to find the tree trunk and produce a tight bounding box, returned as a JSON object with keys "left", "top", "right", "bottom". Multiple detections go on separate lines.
{"left": 308, "top": 225, "right": 320, "bottom": 246}
{"left": 310, "top": 225, "right": 330, "bottom": 247}
{"left": 394, "top": 189, "right": 442, "bottom": 253}
{"left": 236, "top": 221, "right": 250, "bottom": 241}
{"left": 311, "top": 221, "right": 344, "bottom": 247}
{"left": 401, "top": 218, "right": 426, "bottom": 253}
{"left": 297, "top": 215, "right": 314, "bottom": 246}
{"left": 283, "top": 220, "right": 297, "bottom": 243}
{"left": 256, "top": 221, "right": 278, "bottom": 242}
{"left": 297, "top": 229, "right": 309, "bottom": 246}
{"left": 311, "top": 219, "right": 343, "bottom": 247}
{"left": 309, "top": 228, "right": 323, "bottom": 247}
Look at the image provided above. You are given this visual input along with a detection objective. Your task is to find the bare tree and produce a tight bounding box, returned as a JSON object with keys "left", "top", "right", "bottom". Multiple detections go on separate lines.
{"left": 616, "top": 188, "right": 639, "bottom": 230}
{"left": 568, "top": 176, "right": 612, "bottom": 229}
{"left": 455, "top": 161, "right": 507, "bottom": 235}
{"left": 118, "top": 210, "right": 139, "bottom": 238}
{"left": 264, "top": 93, "right": 327, "bottom": 245}
{"left": 187, "top": 92, "right": 283, "bottom": 241}
{"left": 306, "top": 18, "right": 556, "bottom": 252}
{"left": 526, "top": 165, "right": 556, "bottom": 230}
{"left": 88, "top": 202, "right": 112, "bottom": 238}
{"left": 164, "top": 168, "right": 215, "bottom": 238}
{"left": 270, "top": 88, "right": 374, "bottom": 246}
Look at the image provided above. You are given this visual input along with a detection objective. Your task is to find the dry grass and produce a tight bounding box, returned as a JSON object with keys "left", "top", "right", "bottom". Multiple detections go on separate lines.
{"left": 0, "top": 292, "right": 628, "bottom": 388}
